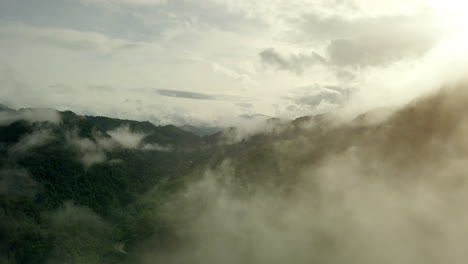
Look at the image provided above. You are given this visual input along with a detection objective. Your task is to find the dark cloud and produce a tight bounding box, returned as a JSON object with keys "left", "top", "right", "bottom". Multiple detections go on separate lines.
{"left": 157, "top": 89, "right": 218, "bottom": 100}
{"left": 259, "top": 48, "right": 325, "bottom": 74}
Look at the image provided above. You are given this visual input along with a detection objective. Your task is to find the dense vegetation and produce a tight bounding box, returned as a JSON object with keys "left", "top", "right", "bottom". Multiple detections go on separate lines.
{"left": 0, "top": 108, "right": 219, "bottom": 264}
{"left": 2, "top": 90, "right": 457, "bottom": 264}
{"left": 0, "top": 104, "right": 382, "bottom": 264}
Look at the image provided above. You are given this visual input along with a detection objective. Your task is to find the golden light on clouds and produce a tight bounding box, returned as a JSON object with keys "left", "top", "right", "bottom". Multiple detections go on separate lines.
{"left": 1, "top": 0, "right": 468, "bottom": 125}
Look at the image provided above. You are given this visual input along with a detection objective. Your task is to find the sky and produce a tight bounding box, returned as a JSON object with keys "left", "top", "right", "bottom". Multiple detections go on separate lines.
{"left": 1, "top": 0, "right": 468, "bottom": 126}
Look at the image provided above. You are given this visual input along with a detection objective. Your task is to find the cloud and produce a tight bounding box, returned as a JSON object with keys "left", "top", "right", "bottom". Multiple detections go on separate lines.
{"left": 259, "top": 48, "right": 326, "bottom": 74}
{"left": 138, "top": 84, "right": 468, "bottom": 264}
{"left": 66, "top": 132, "right": 109, "bottom": 168}
{"left": 261, "top": 10, "right": 442, "bottom": 74}
{"left": 157, "top": 89, "right": 219, "bottom": 100}
{"left": 66, "top": 124, "right": 173, "bottom": 167}
{"left": 9, "top": 129, "right": 54, "bottom": 153}
{"left": 87, "top": 85, "right": 116, "bottom": 92}
{"left": 80, "top": 0, "right": 169, "bottom": 7}
{"left": 45, "top": 201, "right": 115, "bottom": 264}
{"left": 301, "top": 11, "right": 442, "bottom": 67}
{"left": 141, "top": 143, "right": 173, "bottom": 151}
{"left": 273, "top": 85, "right": 351, "bottom": 118}
{"left": 0, "top": 108, "right": 61, "bottom": 126}
{"left": 0, "top": 0, "right": 462, "bottom": 125}
{"left": 326, "top": 36, "right": 431, "bottom": 67}
{"left": 107, "top": 124, "right": 146, "bottom": 149}
{"left": 236, "top": 102, "right": 253, "bottom": 109}
{"left": 0, "top": 169, "right": 39, "bottom": 198}
{"left": 48, "top": 201, "right": 109, "bottom": 229}
{"left": 212, "top": 63, "right": 252, "bottom": 82}
{"left": 0, "top": 24, "right": 141, "bottom": 53}
{"left": 212, "top": 115, "right": 289, "bottom": 144}
{"left": 292, "top": 85, "right": 350, "bottom": 108}
{"left": 107, "top": 124, "right": 173, "bottom": 151}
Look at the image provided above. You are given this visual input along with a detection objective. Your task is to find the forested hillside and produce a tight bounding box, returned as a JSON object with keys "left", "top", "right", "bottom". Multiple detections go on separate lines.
{"left": 0, "top": 107, "right": 216, "bottom": 263}
{"left": 3, "top": 86, "right": 468, "bottom": 264}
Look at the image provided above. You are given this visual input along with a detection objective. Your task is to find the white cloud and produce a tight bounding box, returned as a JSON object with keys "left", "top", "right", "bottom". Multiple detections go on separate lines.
{"left": 9, "top": 129, "right": 54, "bottom": 153}
{"left": 260, "top": 48, "right": 325, "bottom": 74}
{"left": 0, "top": 24, "right": 143, "bottom": 53}
{"left": 107, "top": 125, "right": 146, "bottom": 149}
{"left": 0, "top": 0, "right": 467, "bottom": 125}
{"left": 141, "top": 143, "right": 173, "bottom": 151}
{"left": 211, "top": 63, "right": 252, "bottom": 83}
{"left": 66, "top": 125, "right": 175, "bottom": 167}
{"left": 0, "top": 108, "right": 61, "bottom": 126}
{"left": 80, "top": 0, "right": 168, "bottom": 7}
{"left": 66, "top": 132, "right": 110, "bottom": 168}
{"left": 106, "top": 125, "right": 174, "bottom": 151}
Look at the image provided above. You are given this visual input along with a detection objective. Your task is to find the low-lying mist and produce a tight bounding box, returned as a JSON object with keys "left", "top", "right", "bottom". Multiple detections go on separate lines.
{"left": 135, "top": 84, "right": 468, "bottom": 264}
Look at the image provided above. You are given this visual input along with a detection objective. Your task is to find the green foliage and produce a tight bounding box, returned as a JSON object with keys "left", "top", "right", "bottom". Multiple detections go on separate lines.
{"left": 0, "top": 109, "right": 214, "bottom": 264}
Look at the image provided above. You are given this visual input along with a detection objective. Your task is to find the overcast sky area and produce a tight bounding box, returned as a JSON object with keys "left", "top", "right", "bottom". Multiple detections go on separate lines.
{"left": 1, "top": 0, "right": 468, "bottom": 126}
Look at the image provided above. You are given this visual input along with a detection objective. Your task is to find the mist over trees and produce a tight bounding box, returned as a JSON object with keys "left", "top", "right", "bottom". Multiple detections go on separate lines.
{"left": 1, "top": 85, "right": 468, "bottom": 263}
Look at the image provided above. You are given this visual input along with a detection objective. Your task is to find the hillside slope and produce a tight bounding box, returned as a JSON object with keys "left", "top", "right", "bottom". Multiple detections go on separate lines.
{"left": 2, "top": 87, "right": 468, "bottom": 263}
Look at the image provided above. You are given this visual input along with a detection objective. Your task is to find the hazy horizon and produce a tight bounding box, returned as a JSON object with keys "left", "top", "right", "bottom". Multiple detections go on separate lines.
{"left": 2, "top": 0, "right": 468, "bottom": 127}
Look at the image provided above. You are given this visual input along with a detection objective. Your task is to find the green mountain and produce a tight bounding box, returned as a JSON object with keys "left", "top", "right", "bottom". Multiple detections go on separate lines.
{"left": 178, "top": 124, "right": 221, "bottom": 137}
{"left": 2, "top": 87, "right": 468, "bottom": 264}
{"left": 0, "top": 108, "right": 215, "bottom": 264}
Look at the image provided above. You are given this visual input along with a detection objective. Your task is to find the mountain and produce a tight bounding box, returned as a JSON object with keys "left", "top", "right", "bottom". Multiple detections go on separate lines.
{"left": 178, "top": 124, "right": 221, "bottom": 136}
{"left": 0, "top": 108, "right": 216, "bottom": 264}
{"left": 2, "top": 87, "right": 468, "bottom": 264}
{"left": 84, "top": 116, "right": 204, "bottom": 148}
{"left": 0, "top": 104, "right": 14, "bottom": 112}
